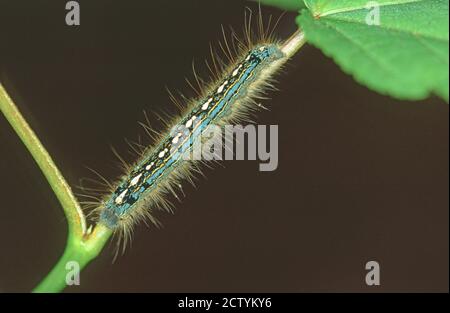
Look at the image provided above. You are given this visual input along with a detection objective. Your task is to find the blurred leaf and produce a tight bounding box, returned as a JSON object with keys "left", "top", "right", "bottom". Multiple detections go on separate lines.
{"left": 253, "top": 0, "right": 306, "bottom": 11}
{"left": 303, "top": 0, "right": 422, "bottom": 16}
{"left": 297, "top": 0, "right": 449, "bottom": 101}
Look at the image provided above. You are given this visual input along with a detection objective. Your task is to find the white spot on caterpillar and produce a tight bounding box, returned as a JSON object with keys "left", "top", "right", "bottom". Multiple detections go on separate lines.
{"left": 172, "top": 132, "right": 183, "bottom": 144}
{"left": 185, "top": 115, "right": 197, "bottom": 128}
{"left": 145, "top": 162, "right": 154, "bottom": 170}
{"left": 115, "top": 189, "right": 128, "bottom": 205}
{"left": 232, "top": 65, "right": 242, "bottom": 77}
{"left": 202, "top": 98, "right": 212, "bottom": 110}
{"left": 129, "top": 173, "right": 142, "bottom": 187}
{"left": 217, "top": 81, "right": 228, "bottom": 93}
{"left": 158, "top": 148, "right": 168, "bottom": 158}
{"left": 259, "top": 46, "right": 266, "bottom": 51}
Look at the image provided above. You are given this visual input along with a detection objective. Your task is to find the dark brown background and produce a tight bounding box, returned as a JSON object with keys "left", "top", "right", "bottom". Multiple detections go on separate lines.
{"left": 0, "top": 0, "right": 448, "bottom": 292}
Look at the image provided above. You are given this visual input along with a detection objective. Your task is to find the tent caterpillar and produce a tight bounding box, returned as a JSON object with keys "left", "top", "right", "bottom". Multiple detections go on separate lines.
{"left": 83, "top": 11, "right": 304, "bottom": 251}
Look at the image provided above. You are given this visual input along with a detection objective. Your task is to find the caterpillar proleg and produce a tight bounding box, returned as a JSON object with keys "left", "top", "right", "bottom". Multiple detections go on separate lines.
{"left": 86, "top": 11, "right": 305, "bottom": 250}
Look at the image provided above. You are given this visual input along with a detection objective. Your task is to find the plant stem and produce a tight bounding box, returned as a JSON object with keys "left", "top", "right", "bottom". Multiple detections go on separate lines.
{"left": 33, "top": 224, "right": 112, "bottom": 293}
{"left": 0, "top": 83, "right": 112, "bottom": 293}
{"left": 0, "top": 83, "right": 86, "bottom": 237}
{"left": 281, "top": 29, "right": 306, "bottom": 58}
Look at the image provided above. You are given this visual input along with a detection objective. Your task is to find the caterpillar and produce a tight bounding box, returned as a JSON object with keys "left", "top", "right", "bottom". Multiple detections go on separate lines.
{"left": 83, "top": 10, "right": 305, "bottom": 251}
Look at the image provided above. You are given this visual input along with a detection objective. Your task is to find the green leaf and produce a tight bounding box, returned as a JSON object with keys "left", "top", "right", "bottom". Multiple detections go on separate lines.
{"left": 303, "top": 0, "right": 424, "bottom": 16}
{"left": 252, "top": 0, "right": 306, "bottom": 11}
{"left": 297, "top": 0, "right": 449, "bottom": 101}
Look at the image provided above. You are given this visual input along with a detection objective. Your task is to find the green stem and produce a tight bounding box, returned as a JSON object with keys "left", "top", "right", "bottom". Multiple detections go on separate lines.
{"left": 0, "top": 83, "right": 112, "bottom": 293}
{"left": 0, "top": 83, "right": 85, "bottom": 237}
{"left": 33, "top": 224, "right": 112, "bottom": 293}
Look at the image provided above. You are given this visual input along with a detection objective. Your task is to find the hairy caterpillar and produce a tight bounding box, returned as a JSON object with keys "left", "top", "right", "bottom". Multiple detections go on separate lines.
{"left": 83, "top": 11, "right": 305, "bottom": 250}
